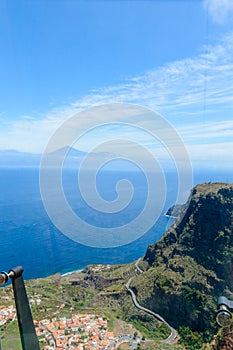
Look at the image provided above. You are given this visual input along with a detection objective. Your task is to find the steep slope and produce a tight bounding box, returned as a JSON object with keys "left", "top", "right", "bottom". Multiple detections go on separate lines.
{"left": 131, "top": 183, "right": 233, "bottom": 336}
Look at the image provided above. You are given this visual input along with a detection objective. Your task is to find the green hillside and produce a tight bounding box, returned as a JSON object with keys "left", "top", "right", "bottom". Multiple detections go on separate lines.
{"left": 132, "top": 182, "right": 233, "bottom": 348}
{"left": 1, "top": 182, "right": 232, "bottom": 349}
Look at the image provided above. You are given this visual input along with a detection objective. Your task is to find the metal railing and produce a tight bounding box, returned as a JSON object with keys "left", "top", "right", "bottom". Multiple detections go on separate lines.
{"left": 0, "top": 266, "right": 39, "bottom": 350}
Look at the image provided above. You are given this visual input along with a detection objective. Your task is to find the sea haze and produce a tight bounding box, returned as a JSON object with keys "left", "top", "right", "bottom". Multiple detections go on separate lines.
{"left": 0, "top": 152, "right": 232, "bottom": 279}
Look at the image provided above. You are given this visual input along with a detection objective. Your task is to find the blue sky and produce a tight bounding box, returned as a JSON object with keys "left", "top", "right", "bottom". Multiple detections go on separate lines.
{"left": 0, "top": 0, "right": 233, "bottom": 170}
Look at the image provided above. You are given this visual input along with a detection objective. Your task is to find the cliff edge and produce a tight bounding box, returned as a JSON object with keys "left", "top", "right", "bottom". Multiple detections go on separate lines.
{"left": 131, "top": 183, "right": 233, "bottom": 339}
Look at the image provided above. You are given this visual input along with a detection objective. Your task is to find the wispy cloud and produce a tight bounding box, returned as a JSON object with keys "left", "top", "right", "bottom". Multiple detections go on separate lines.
{"left": 178, "top": 120, "right": 233, "bottom": 143}
{"left": 1, "top": 32, "right": 233, "bottom": 169}
{"left": 72, "top": 32, "right": 233, "bottom": 124}
{"left": 203, "top": 0, "right": 233, "bottom": 24}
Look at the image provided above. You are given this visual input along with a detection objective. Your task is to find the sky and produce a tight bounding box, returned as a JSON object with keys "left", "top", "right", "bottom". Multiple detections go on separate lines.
{"left": 0, "top": 0, "right": 233, "bottom": 170}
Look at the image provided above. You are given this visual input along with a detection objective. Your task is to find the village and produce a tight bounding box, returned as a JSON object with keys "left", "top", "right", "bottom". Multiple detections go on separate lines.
{"left": 0, "top": 305, "right": 16, "bottom": 326}
{"left": 35, "top": 313, "right": 114, "bottom": 349}
{"left": 0, "top": 305, "right": 138, "bottom": 350}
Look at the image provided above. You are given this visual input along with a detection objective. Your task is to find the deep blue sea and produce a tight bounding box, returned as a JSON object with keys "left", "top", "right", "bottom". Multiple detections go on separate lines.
{"left": 0, "top": 168, "right": 232, "bottom": 279}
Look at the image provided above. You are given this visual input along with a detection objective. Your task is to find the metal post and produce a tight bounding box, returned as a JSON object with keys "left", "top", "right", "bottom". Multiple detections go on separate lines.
{"left": 7, "top": 266, "right": 39, "bottom": 350}
{"left": 216, "top": 296, "right": 233, "bottom": 327}
{"left": 218, "top": 296, "right": 233, "bottom": 310}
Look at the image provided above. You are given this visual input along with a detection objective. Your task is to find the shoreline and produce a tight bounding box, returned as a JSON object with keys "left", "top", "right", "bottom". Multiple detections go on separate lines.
{"left": 165, "top": 214, "right": 177, "bottom": 219}
{"left": 61, "top": 268, "right": 85, "bottom": 277}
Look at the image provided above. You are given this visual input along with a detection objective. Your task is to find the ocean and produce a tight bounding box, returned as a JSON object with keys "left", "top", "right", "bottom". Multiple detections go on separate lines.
{"left": 0, "top": 168, "right": 232, "bottom": 279}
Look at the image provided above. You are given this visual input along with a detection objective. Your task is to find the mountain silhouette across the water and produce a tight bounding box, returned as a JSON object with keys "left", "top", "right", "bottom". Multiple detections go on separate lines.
{"left": 0, "top": 147, "right": 137, "bottom": 171}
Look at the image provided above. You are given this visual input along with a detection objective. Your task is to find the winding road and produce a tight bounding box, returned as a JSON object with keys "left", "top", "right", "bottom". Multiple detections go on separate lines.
{"left": 126, "top": 258, "right": 177, "bottom": 344}
{"left": 107, "top": 335, "right": 136, "bottom": 349}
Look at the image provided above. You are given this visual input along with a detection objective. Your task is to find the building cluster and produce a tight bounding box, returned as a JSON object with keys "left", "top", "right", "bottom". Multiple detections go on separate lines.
{"left": 88, "top": 265, "right": 111, "bottom": 273}
{"left": 0, "top": 305, "right": 16, "bottom": 326}
{"left": 29, "top": 295, "right": 42, "bottom": 306}
{"left": 0, "top": 305, "right": 138, "bottom": 349}
{"left": 34, "top": 313, "right": 116, "bottom": 350}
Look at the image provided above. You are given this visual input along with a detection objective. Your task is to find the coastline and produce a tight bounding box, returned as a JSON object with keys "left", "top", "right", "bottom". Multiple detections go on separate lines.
{"left": 61, "top": 268, "right": 85, "bottom": 277}
{"left": 165, "top": 214, "right": 177, "bottom": 219}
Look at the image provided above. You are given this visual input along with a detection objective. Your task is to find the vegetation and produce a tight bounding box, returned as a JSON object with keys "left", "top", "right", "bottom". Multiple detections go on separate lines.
{"left": 0, "top": 263, "right": 176, "bottom": 349}
{"left": 0, "top": 182, "right": 232, "bottom": 349}
{"left": 133, "top": 182, "right": 233, "bottom": 349}
{"left": 0, "top": 320, "right": 21, "bottom": 350}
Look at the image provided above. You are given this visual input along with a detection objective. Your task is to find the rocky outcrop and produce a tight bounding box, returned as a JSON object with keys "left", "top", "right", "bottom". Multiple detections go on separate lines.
{"left": 166, "top": 204, "right": 185, "bottom": 218}
{"left": 84, "top": 273, "right": 122, "bottom": 291}
{"left": 132, "top": 183, "right": 233, "bottom": 333}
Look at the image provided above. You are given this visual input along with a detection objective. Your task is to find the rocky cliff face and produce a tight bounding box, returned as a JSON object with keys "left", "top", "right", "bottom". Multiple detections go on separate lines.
{"left": 132, "top": 183, "right": 233, "bottom": 333}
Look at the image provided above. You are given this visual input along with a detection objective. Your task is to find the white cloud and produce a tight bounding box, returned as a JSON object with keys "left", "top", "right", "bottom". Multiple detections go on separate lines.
{"left": 203, "top": 0, "right": 233, "bottom": 24}
{"left": 178, "top": 120, "right": 233, "bottom": 142}
{"left": 1, "top": 32, "right": 233, "bottom": 170}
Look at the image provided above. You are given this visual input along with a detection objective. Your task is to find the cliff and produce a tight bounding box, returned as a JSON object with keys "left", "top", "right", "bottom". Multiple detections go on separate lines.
{"left": 131, "top": 183, "right": 233, "bottom": 338}
{"left": 166, "top": 204, "right": 185, "bottom": 218}
{"left": 1, "top": 182, "right": 232, "bottom": 349}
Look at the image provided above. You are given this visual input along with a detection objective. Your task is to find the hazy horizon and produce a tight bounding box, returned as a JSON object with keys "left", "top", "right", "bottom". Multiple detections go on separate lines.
{"left": 0, "top": 0, "right": 233, "bottom": 171}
